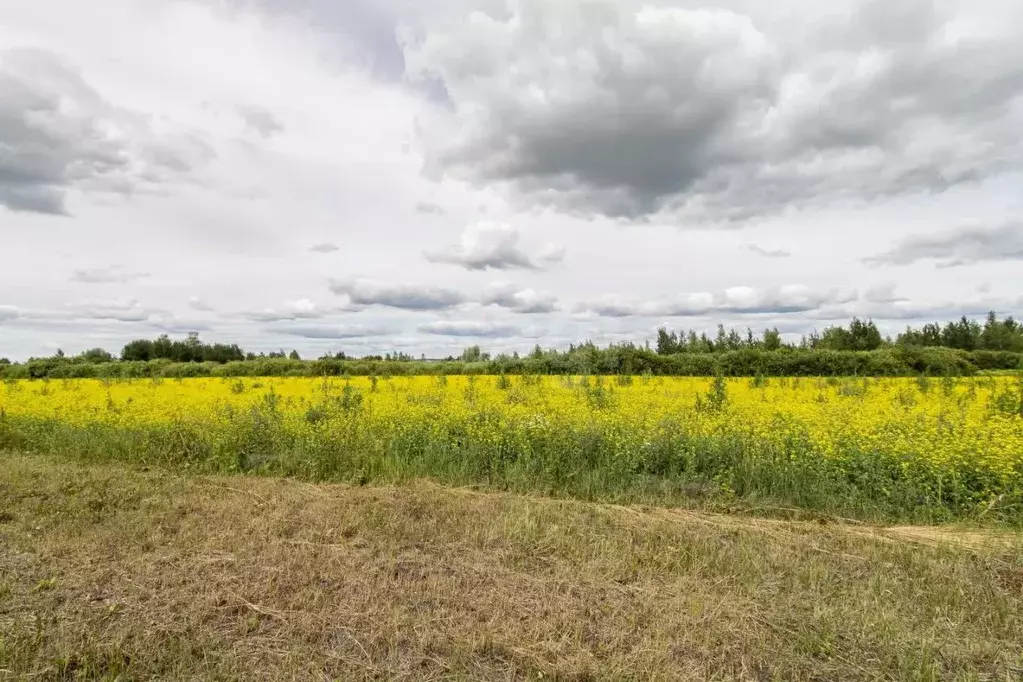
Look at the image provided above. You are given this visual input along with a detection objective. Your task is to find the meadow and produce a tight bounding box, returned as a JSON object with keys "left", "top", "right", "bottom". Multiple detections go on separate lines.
{"left": 2, "top": 373, "right": 1022, "bottom": 525}
{"left": 2, "top": 454, "right": 1021, "bottom": 680}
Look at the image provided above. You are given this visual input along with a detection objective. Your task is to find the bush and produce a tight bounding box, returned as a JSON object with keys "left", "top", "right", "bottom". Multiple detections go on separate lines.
{"left": 1, "top": 349, "right": 1017, "bottom": 381}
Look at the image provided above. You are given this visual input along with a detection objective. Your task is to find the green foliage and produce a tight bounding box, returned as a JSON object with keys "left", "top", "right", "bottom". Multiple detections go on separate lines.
{"left": 817, "top": 318, "right": 884, "bottom": 351}
{"left": 1, "top": 347, "right": 1016, "bottom": 380}
{"left": 6, "top": 386, "right": 1021, "bottom": 525}
{"left": 581, "top": 377, "right": 616, "bottom": 410}
{"left": 77, "top": 348, "right": 115, "bottom": 363}
{"left": 898, "top": 313, "right": 1023, "bottom": 352}
{"left": 338, "top": 384, "right": 364, "bottom": 412}
{"left": 460, "top": 345, "right": 491, "bottom": 363}
{"left": 121, "top": 332, "right": 244, "bottom": 363}
{"left": 4, "top": 314, "right": 1023, "bottom": 381}
{"left": 698, "top": 375, "right": 728, "bottom": 412}
{"left": 990, "top": 376, "right": 1023, "bottom": 418}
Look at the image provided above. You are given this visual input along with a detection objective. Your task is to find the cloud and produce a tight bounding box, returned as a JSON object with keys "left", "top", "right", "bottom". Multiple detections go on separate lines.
{"left": 404, "top": 0, "right": 1023, "bottom": 222}
{"left": 149, "top": 319, "right": 212, "bottom": 334}
{"left": 238, "top": 105, "right": 284, "bottom": 137}
{"left": 862, "top": 284, "right": 909, "bottom": 304}
{"left": 0, "top": 47, "right": 213, "bottom": 215}
{"left": 271, "top": 324, "right": 390, "bottom": 339}
{"left": 575, "top": 296, "right": 687, "bottom": 319}
{"left": 257, "top": 0, "right": 409, "bottom": 80}
{"left": 419, "top": 320, "right": 521, "bottom": 338}
{"left": 0, "top": 305, "right": 20, "bottom": 323}
{"left": 415, "top": 200, "right": 445, "bottom": 215}
{"left": 241, "top": 298, "right": 329, "bottom": 322}
{"left": 746, "top": 244, "right": 791, "bottom": 258}
{"left": 810, "top": 297, "right": 1013, "bottom": 323}
{"left": 310, "top": 242, "right": 341, "bottom": 253}
{"left": 865, "top": 222, "right": 1023, "bottom": 268}
{"left": 70, "top": 265, "right": 151, "bottom": 284}
{"left": 65, "top": 298, "right": 158, "bottom": 323}
{"left": 721, "top": 286, "right": 857, "bottom": 314}
{"left": 4, "top": 298, "right": 157, "bottom": 324}
{"left": 579, "top": 285, "right": 856, "bottom": 318}
{"left": 188, "top": 297, "right": 214, "bottom": 312}
{"left": 425, "top": 222, "right": 564, "bottom": 271}
{"left": 801, "top": 285, "right": 1023, "bottom": 322}
{"left": 329, "top": 279, "right": 466, "bottom": 311}
{"left": 481, "top": 283, "right": 558, "bottom": 314}
{"left": 327, "top": 278, "right": 556, "bottom": 315}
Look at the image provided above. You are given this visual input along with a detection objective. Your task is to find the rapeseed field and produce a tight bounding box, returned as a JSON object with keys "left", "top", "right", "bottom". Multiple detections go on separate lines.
{"left": 2, "top": 375, "right": 1021, "bottom": 523}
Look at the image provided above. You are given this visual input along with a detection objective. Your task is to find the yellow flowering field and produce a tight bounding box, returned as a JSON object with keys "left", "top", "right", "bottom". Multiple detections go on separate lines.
{"left": 2, "top": 375, "right": 1022, "bottom": 523}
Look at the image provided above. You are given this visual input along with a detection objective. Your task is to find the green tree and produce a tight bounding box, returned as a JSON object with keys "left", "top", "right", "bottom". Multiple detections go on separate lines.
{"left": 656, "top": 327, "right": 681, "bottom": 355}
{"left": 941, "top": 316, "right": 981, "bottom": 350}
{"left": 460, "top": 345, "right": 490, "bottom": 362}
{"left": 762, "top": 328, "right": 782, "bottom": 351}
{"left": 78, "top": 348, "right": 114, "bottom": 363}
{"left": 848, "top": 318, "right": 883, "bottom": 351}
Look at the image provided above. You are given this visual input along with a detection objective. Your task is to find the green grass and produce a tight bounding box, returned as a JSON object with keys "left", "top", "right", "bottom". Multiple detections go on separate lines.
{"left": 3, "top": 409, "right": 1021, "bottom": 528}
{"left": 1, "top": 453, "right": 1021, "bottom": 680}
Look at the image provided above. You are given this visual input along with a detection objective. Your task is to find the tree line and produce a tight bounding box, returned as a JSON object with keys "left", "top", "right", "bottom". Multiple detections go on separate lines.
{"left": 1, "top": 313, "right": 1021, "bottom": 380}
{"left": 654, "top": 313, "right": 1023, "bottom": 355}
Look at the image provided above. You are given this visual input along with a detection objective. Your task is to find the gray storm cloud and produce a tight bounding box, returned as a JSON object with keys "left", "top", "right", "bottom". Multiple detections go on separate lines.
{"left": 866, "top": 222, "right": 1023, "bottom": 268}
{"left": 404, "top": 0, "right": 1023, "bottom": 222}
{"left": 0, "top": 48, "right": 213, "bottom": 215}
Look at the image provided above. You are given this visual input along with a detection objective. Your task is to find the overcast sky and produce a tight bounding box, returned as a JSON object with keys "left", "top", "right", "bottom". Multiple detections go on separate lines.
{"left": 2, "top": 0, "right": 1022, "bottom": 360}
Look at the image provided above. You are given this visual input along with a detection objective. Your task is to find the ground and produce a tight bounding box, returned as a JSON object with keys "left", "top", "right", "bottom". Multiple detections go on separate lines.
{"left": 1, "top": 454, "right": 1021, "bottom": 681}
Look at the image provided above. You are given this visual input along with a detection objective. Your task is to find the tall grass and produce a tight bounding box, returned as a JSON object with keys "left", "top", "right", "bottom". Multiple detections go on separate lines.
{"left": 3, "top": 375, "right": 1022, "bottom": 526}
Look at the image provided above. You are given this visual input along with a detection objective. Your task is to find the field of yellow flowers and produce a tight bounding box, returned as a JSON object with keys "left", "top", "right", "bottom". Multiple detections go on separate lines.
{"left": 2, "top": 374, "right": 1022, "bottom": 523}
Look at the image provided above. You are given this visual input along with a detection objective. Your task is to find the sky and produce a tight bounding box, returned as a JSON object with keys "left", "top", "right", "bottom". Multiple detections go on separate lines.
{"left": 1, "top": 0, "right": 1022, "bottom": 360}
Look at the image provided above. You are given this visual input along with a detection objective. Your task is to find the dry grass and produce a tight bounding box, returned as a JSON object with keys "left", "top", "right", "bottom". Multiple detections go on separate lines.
{"left": 1, "top": 453, "right": 1021, "bottom": 681}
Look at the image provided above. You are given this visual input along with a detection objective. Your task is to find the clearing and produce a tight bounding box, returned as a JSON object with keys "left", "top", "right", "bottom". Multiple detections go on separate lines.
{"left": 1, "top": 454, "right": 1021, "bottom": 680}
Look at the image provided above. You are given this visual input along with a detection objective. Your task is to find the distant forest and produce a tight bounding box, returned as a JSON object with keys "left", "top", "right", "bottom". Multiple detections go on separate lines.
{"left": 1, "top": 313, "right": 1021, "bottom": 379}
{"left": 654, "top": 313, "right": 1023, "bottom": 354}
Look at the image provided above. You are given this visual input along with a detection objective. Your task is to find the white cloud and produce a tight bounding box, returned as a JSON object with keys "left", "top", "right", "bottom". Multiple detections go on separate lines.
{"left": 481, "top": 283, "right": 558, "bottom": 314}
{"left": 579, "top": 285, "right": 858, "bottom": 318}
{"left": 188, "top": 296, "right": 214, "bottom": 312}
{"left": 241, "top": 298, "right": 334, "bottom": 322}
{"left": 329, "top": 279, "right": 467, "bottom": 311}
{"left": 746, "top": 244, "right": 791, "bottom": 258}
{"left": 70, "top": 265, "right": 151, "bottom": 284}
{"left": 415, "top": 200, "right": 445, "bottom": 215}
{"left": 419, "top": 320, "right": 521, "bottom": 338}
{"left": 270, "top": 323, "right": 391, "bottom": 339}
{"left": 238, "top": 105, "right": 284, "bottom": 138}
{"left": 59, "top": 298, "right": 162, "bottom": 323}
{"left": 426, "top": 222, "right": 564, "bottom": 271}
